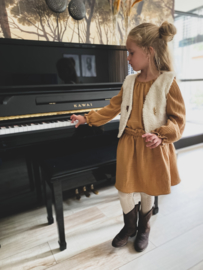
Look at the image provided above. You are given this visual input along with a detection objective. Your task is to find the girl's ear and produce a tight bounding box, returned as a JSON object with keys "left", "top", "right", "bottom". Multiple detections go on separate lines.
{"left": 149, "top": 46, "right": 155, "bottom": 56}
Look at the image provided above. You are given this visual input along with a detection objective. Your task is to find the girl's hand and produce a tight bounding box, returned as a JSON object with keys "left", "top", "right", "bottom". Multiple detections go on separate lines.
{"left": 70, "top": 114, "right": 86, "bottom": 128}
{"left": 142, "top": 133, "right": 162, "bottom": 149}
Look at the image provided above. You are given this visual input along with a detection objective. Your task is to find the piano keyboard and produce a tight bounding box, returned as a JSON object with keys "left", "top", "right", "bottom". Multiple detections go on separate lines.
{"left": 0, "top": 115, "right": 120, "bottom": 135}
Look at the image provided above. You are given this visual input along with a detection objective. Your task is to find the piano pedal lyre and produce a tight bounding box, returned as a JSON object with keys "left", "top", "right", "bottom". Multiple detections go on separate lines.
{"left": 90, "top": 184, "right": 98, "bottom": 195}
{"left": 75, "top": 188, "right": 81, "bottom": 200}
{"left": 83, "top": 186, "right": 90, "bottom": 197}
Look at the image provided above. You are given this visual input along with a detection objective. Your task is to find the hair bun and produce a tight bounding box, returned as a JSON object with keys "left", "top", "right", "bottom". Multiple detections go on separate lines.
{"left": 159, "top": 21, "right": 177, "bottom": 42}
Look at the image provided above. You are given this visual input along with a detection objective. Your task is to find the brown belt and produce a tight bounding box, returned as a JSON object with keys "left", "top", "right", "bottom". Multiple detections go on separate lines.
{"left": 124, "top": 127, "right": 145, "bottom": 137}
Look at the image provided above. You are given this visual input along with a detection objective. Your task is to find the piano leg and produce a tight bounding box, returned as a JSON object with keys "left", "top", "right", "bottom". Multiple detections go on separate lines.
{"left": 25, "top": 157, "right": 35, "bottom": 191}
{"left": 52, "top": 180, "right": 67, "bottom": 251}
{"left": 32, "top": 161, "right": 42, "bottom": 204}
{"left": 41, "top": 170, "right": 54, "bottom": 224}
{"left": 153, "top": 196, "right": 159, "bottom": 215}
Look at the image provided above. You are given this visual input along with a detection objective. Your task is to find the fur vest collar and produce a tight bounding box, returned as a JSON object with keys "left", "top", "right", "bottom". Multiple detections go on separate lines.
{"left": 117, "top": 71, "right": 175, "bottom": 138}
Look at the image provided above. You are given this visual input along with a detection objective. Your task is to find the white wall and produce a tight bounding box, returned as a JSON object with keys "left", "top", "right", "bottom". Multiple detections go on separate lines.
{"left": 175, "top": 0, "right": 203, "bottom": 12}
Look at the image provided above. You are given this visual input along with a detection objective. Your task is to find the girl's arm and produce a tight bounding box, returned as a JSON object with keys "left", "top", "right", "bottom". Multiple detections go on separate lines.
{"left": 150, "top": 79, "right": 186, "bottom": 146}
{"left": 84, "top": 87, "right": 123, "bottom": 127}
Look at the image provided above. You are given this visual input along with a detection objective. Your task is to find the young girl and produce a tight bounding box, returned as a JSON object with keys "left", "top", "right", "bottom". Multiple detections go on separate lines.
{"left": 70, "top": 21, "right": 186, "bottom": 252}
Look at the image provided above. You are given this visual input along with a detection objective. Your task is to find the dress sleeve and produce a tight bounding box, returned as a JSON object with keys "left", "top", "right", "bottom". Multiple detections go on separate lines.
{"left": 84, "top": 87, "right": 123, "bottom": 127}
{"left": 151, "top": 79, "right": 186, "bottom": 146}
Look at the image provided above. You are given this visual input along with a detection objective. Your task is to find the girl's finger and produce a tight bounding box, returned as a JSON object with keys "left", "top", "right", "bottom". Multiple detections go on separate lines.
{"left": 145, "top": 135, "right": 156, "bottom": 143}
{"left": 142, "top": 133, "right": 150, "bottom": 137}
{"left": 142, "top": 133, "right": 154, "bottom": 139}
{"left": 71, "top": 116, "right": 77, "bottom": 123}
{"left": 148, "top": 141, "right": 157, "bottom": 148}
{"left": 150, "top": 142, "right": 160, "bottom": 149}
{"left": 146, "top": 140, "right": 156, "bottom": 147}
{"left": 145, "top": 136, "right": 154, "bottom": 142}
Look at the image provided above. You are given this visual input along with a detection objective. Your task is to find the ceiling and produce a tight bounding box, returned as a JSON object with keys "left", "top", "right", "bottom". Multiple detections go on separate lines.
{"left": 175, "top": 0, "right": 203, "bottom": 12}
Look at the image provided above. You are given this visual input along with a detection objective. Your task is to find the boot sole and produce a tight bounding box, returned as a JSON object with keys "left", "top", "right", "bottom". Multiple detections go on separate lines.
{"left": 112, "top": 233, "right": 137, "bottom": 248}
{"left": 112, "top": 242, "right": 127, "bottom": 248}
{"left": 134, "top": 245, "right": 148, "bottom": 252}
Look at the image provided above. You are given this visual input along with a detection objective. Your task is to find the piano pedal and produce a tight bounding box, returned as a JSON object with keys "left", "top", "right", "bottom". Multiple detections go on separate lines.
{"left": 83, "top": 186, "right": 90, "bottom": 197}
{"left": 90, "top": 184, "right": 99, "bottom": 195}
{"left": 75, "top": 188, "right": 81, "bottom": 200}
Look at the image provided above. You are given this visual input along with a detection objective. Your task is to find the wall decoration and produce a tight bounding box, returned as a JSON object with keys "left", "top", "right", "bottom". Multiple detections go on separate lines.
{"left": 45, "top": 0, "right": 68, "bottom": 13}
{"left": 68, "top": 0, "right": 86, "bottom": 20}
{"left": 81, "top": 55, "right": 96, "bottom": 77}
{"left": 0, "top": 0, "right": 174, "bottom": 45}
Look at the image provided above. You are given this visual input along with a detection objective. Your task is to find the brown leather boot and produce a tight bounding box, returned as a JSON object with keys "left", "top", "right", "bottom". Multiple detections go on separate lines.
{"left": 134, "top": 207, "right": 153, "bottom": 252}
{"left": 112, "top": 203, "right": 140, "bottom": 248}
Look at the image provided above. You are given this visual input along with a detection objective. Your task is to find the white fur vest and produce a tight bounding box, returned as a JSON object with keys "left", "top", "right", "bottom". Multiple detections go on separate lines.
{"left": 117, "top": 71, "right": 175, "bottom": 138}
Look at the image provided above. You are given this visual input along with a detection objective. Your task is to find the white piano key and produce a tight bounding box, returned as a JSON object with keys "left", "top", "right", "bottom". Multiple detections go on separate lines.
{"left": 42, "top": 122, "right": 50, "bottom": 129}
{"left": 62, "top": 120, "right": 71, "bottom": 126}
{"left": 36, "top": 123, "right": 43, "bottom": 130}
{"left": 8, "top": 126, "right": 16, "bottom": 134}
{"left": 17, "top": 125, "right": 24, "bottom": 132}
{"left": 5, "top": 126, "right": 11, "bottom": 134}
{"left": 61, "top": 120, "right": 67, "bottom": 127}
{"left": 3, "top": 127, "right": 9, "bottom": 134}
{"left": 23, "top": 125, "right": 28, "bottom": 131}
{"left": 47, "top": 122, "right": 55, "bottom": 128}
{"left": 37, "top": 123, "right": 45, "bottom": 130}
{"left": 13, "top": 125, "right": 20, "bottom": 133}
{"left": 65, "top": 120, "right": 72, "bottom": 126}
{"left": 26, "top": 125, "right": 32, "bottom": 131}
{"left": 30, "top": 123, "right": 37, "bottom": 130}
{"left": 0, "top": 127, "right": 7, "bottom": 135}
{"left": 57, "top": 120, "right": 64, "bottom": 127}
{"left": 10, "top": 126, "right": 17, "bottom": 133}
{"left": 51, "top": 122, "right": 56, "bottom": 128}
{"left": 36, "top": 124, "right": 42, "bottom": 130}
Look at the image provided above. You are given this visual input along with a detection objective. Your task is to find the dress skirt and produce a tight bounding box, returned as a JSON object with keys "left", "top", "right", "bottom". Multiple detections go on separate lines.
{"left": 115, "top": 127, "right": 181, "bottom": 196}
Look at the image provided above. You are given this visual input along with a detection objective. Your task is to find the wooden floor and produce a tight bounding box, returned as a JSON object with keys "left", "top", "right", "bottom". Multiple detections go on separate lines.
{"left": 0, "top": 145, "right": 203, "bottom": 270}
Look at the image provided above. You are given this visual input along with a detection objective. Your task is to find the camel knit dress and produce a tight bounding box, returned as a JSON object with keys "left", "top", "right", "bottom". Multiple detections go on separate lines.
{"left": 84, "top": 76, "right": 186, "bottom": 196}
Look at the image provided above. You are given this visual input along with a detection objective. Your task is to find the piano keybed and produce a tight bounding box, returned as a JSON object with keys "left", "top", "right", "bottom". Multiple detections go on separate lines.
{"left": 0, "top": 119, "right": 78, "bottom": 135}
{"left": 0, "top": 115, "right": 120, "bottom": 136}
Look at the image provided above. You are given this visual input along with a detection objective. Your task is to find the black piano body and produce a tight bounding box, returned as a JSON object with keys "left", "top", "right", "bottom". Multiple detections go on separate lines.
{"left": 0, "top": 38, "right": 128, "bottom": 216}
{"left": 0, "top": 83, "right": 122, "bottom": 151}
{"left": 0, "top": 82, "right": 125, "bottom": 216}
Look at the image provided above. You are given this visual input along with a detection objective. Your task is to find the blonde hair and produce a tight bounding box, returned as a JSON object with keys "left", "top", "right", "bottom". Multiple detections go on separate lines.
{"left": 128, "top": 21, "right": 177, "bottom": 72}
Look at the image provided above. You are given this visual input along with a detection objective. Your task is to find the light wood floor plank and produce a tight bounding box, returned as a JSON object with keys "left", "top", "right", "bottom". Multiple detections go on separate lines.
{"left": 150, "top": 194, "right": 203, "bottom": 247}
{"left": 189, "top": 260, "right": 203, "bottom": 270}
{"left": 47, "top": 239, "right": 155, "bottom": 270}
{"left": 0, "top": 206, "right": 105, "bottom": 260}
{"left": 119, "top": 223, "right": 203, "bottom": 270}
{"left": 158, "top": 147, "right": 203, "bottom": 217}
{"left": 0, "top": 243, "right": 56, "bottom": 270}
{"left": 48, "top": 215, "right": 126, "bottom": 263}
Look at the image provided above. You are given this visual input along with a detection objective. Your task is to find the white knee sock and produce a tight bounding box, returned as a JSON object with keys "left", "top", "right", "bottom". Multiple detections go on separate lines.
{"left": 118, "top": 191, "right": 139, "bottom": 214}
{"left": 140, "top": 192, "right": 154, "bottom": 214}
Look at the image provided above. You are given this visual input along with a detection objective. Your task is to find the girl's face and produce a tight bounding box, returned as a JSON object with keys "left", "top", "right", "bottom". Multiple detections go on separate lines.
{"left": 126, "top": 38, "right": 149, "bottom": 71}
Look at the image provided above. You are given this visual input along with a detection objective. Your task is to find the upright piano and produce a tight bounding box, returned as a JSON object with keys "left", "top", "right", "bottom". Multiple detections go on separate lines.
{"left": 0, "top": 38, "right": 128, "bottom": 215}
